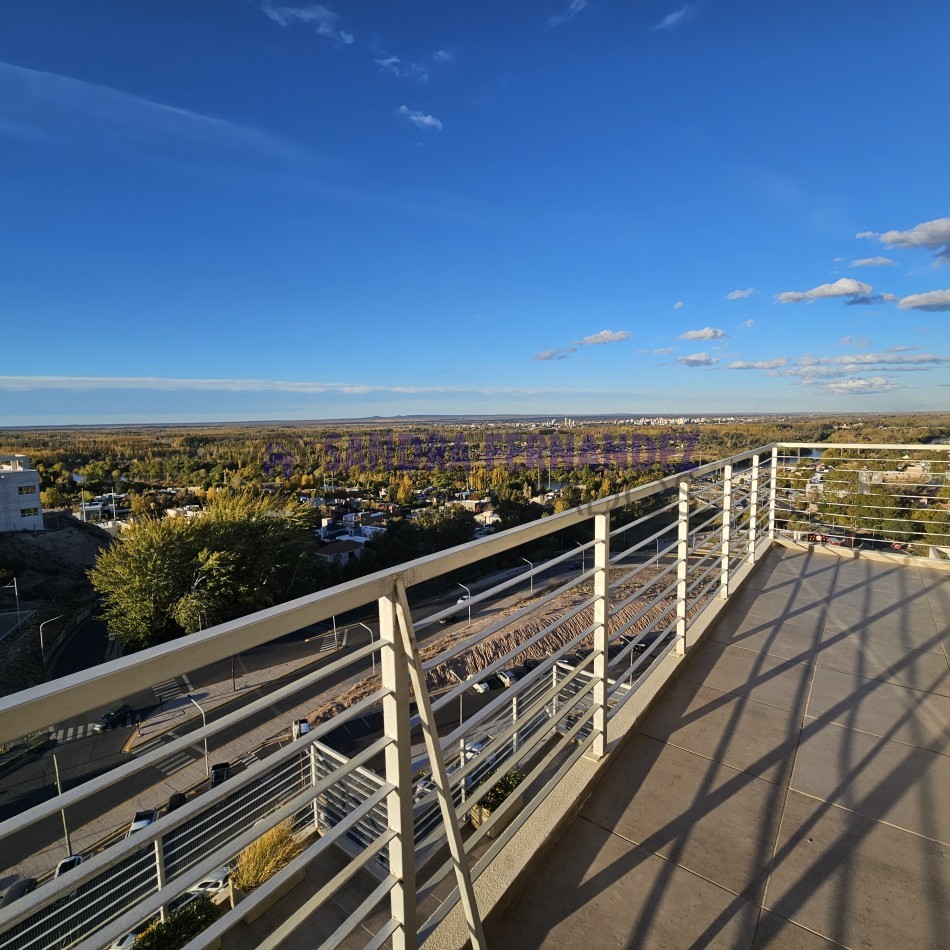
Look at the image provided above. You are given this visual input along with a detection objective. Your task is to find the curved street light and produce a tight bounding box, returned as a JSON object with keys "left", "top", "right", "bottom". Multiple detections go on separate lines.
{"left": 521, "top": 558, "right": 534, "bottom": 595}
{"left": 457, "top": 583, "right": 472, "bottom": 627}
{"left": 39, "top": 614, "right": 64, "bottom": 668}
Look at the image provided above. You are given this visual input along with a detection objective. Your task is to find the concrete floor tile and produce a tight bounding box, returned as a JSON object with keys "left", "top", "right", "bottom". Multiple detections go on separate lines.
{"left": 827, "top": 583, "right": 935, "bottom": 621}
{"left": 753, "top": 911, "right": 844, "bottom": 949}
{"left": 729, "top": 588, "right": 829, "bottom": 630}
{"left": 682, "top": 641, "right": 814, "bottom": 714}
{"left": 832, "top": 561, "right": 924, "bottom": 596}
{"left": 639, "top": 679, "right": 801, "bottom": 784}
{"left": 488, "top": 818, "right": 759, "bottom": 950}
{"left": 814, "top": 631, "right": 950, "bottom": 696}
{"left": 744, "top": 571, "right": 836, "bottom": 602}
{"left": 761, "top": 550, "right": 839, "bottom": 579}
{"left": 791, "top": 720, "right": 950, "bottom": 844}
{"left": 579, "top": 736, "right": 786, "bottom": 901}
{"left": 764, "top": 790, "right": 950, "bottom": 950}
{"left": 710, "top": 611, "right": 824, "bottom": 665}
{"left": 806, "top": 667, "right": 950, "bottom": 755}
{"left": 821, "top": 601, "right": 943, "bottom": 654}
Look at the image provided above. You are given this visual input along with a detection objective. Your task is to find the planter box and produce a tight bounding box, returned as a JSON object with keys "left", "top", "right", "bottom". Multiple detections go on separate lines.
{"left": 470, "top": 792, "right": 524, "bottom": 839}
{"left": 232, "top": 866, "right": 306, "bottom": 924}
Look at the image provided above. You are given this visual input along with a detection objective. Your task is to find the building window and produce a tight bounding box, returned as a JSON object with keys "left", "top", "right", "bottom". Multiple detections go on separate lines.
{"left": 18, "top": 484, "right": 37, "bottom": 495}
{"left": 20, "top": 507, "right": 39, "bottom": 518}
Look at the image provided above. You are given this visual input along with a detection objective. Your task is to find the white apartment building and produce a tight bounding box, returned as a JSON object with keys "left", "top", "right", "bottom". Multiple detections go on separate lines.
{"left": 0, "top": 454, "right": 44, "bottom": 532}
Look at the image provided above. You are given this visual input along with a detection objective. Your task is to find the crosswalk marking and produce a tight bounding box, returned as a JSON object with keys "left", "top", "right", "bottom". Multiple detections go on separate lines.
{"left": 240, "top": 752, "right": 258, "bottom": 767}
{"left": 156, "top": 752, "right": 197, "bottom": 776}
{"left": 153, "top": 678, "right": 184, "bottom": 703}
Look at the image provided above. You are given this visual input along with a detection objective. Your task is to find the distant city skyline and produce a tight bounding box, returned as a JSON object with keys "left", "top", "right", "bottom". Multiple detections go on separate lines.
{"left": 1, "top": 1, "right": 948, "bottom": 425}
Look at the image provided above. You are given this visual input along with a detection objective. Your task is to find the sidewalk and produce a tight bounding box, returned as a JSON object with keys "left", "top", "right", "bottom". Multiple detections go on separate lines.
{"left": 7, "top": 639, "right": 347, "bottom": 882}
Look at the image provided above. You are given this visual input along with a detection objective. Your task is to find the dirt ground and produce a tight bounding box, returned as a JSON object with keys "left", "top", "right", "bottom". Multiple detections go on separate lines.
{"left": 307, "top": 564, "right": 700, "bottom": 723}
{"left": 0, "top": 513, "right": 112, "bottom": 697}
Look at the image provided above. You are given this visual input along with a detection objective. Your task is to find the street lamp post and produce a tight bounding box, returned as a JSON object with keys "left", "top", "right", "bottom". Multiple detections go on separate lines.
{"left": 457, "top": 583, "right": 472, "bottom": 627}
{"left": 357, "top": 622, "right": 375, "bottom": 675}
{"left": 39, "top": 614, "right": 64, "bottom": 669}
{"left": 574, "top": 541, "right": 586, "bottom": 573}
{"left": 521, "top": 558, "right": 534, "bottom": 595}
{"left": 52, "top": 753, "right": 72, "bottom": 856}
{"left": 187, "top": 695, "right": 210, "bottom": 777}
{"left": 2, "top": 578, "right": 21, "bottom": 630}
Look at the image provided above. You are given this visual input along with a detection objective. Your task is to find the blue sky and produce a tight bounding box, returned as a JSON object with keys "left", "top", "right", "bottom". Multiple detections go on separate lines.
{"left": 1, "top": 0, "right": 949, "bottom": 425}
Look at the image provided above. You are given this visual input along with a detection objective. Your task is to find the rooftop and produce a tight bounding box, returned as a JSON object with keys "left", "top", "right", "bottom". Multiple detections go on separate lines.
{"left": 490, "top": 545, "right": 950, "bottom": 949}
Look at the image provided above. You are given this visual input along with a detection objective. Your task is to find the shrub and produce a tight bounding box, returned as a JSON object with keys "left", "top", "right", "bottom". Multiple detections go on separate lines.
{"left": 230, "top": 819, "right": 302, "bottom": 891}
{"left": 132, "top": 894, "right": 220, "bottom": 950}
{"left": 478, "top": 769, "right": 525, "bottom": 813}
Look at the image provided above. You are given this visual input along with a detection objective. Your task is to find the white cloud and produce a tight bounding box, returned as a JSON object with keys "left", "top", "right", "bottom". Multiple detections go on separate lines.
{"left": 850, "top": 256, "right": 895, "bottom": 267}
{"left": 533, "top": 347, "right": 576, "bottom": 362}
{"left": 433, "top": 49, "right": 455, "bottom": 64}
{"left": 728, "top": 358, "right": 789, "bottom": 370}
{"left": 0, "top": 61, "right": 307, "bottom": 165}
{"left": 839, "top": 336, "right": 870, "bottom": 348}
{"left": 820, "top": 376, "right": 900, "bottom": 396}
{"left": 725, "top": 288, "right": 755, "bottom": 300}
{"left": 261, "top": 4, "right": 354, "bottom": 44}
{"left": 678, "top": 352, "right": 718, "bottom": 367}
{"left": 742, "top": 319, "right": 755, "bottom": 328}
{"left": 375, "top": 56, "right": 402, "bottom": 76}
{"left": 578, "top": 329, "right": 630, "bottom": 345}
{"left": 863, "top": 217, "right": 950, "bottom": 264}
{"left": 679, "top": 327, "right": 725, "bottom": 341}
{"left": 777, "top": 277, "right": 872, "bottom": 303}
{"left": 396, "top": 105, "right": 443, "bottom": 130}
{"left": 673, "top": 300, "right": 685, "bottom": 310}
{"left": 548, "top": 0, "right": 587, "bottom": 28}
{"left": 897, "top": 289, "right": 950, "bottom": 312}
{"left": 534, "top": 328, "right": 629, "bottom": 362}
{"left": 654, "top": 347, "right": 675, "bottom": 355}
{"left": 654, "top": 5, "right": 693, "bottom": 30}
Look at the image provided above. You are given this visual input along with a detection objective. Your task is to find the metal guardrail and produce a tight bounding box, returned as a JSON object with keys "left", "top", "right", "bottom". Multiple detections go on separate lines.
{"left": 0, "top": 442, "right": 947, "bottom": 949}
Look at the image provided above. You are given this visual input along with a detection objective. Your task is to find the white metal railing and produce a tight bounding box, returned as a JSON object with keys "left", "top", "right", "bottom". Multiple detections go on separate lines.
{"left": 0, "top": 442, "right": 946, "bottom": 949}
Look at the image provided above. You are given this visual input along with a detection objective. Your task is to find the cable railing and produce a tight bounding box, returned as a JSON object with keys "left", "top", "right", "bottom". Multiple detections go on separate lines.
{"left": 0, "top": 442, "right": 947, "bottom": 948}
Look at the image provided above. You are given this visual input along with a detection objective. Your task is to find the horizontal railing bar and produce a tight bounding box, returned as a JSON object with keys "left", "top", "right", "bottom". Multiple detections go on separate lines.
{"left": 0, "top": 663, "right": 387, "bottom": 844}
{"left": 608, "top": 497, "right": 679, "bottom": 539}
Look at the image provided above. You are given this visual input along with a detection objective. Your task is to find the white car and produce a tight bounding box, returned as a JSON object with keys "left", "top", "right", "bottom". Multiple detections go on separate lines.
{"left": 471, "top": 680, "right": 490, "bottom": 694}
{"left": 188, "top": 867, "right": 230, "bottom": 896}
{"left": 497, "top": 669, "right": 521, "bottom": 688}
{"left": 292, "top": 718, "right": 311, "bottom": 740}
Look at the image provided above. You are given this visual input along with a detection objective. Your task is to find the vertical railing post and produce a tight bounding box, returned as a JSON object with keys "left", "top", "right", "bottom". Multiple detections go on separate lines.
{"left": 310, "top": 744, "right": 321, "bottom": 832}
{"left": 592, "top": 510, "right": 610, "bottom": 758}
{"left": 379, "top": 586, "right": 417, "bottom": 949}
{"left": 676, "top": 479, "right": 690, "bottom": 656}
{"left": 720, "top": 463, "right": 732, "bottom": 599}
{"left": 749, "top": 454, "right": 760, "bottom": 563}
{"left": 769, "top": 447, "right": 779, "bottom": 539}
{"left": 154, "top": 838, "right": 167, "bottom": 922}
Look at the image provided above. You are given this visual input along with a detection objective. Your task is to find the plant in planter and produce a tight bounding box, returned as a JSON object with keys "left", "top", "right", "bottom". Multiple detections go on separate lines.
{"left": 470, "top": 769, "right": 525, "bottom": 838}
{"left": 132, "top": 894, "right": 220, "bottom": 950}
{"left": 230, "top": 819, "right": 303, "bottom": 892}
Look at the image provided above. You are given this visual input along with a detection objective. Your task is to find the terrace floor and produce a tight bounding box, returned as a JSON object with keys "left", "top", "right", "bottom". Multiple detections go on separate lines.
{"left": 489, "top": 545, "right": 950, "bottom": 949}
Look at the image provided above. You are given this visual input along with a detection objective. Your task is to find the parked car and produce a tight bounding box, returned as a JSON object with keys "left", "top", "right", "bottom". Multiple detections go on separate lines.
{"left": 497, "top": 668, "right": 522, "bottom": 688}
{"left": 188, "top": 867, "right": 230, "bottom": 896}
{"left": 210, "top": 762, "right": 231, "bottom": 788}
{"left": 0, "top": 877, "right": 36, "bottom": 908}
{"left": 54, "top": 854, "right": 84, "bottom": 877}
{"left": 471, "top": 680, "right": 491, "bottom": 694}
{"left": 523, "top": 657, "right": 547, "bottom": 671}
{"left": 166, "top": 792, "right": 188, "bottom": 814}
{"left": 93, "top": 704, "right": 133, "bottom": 732}
{"left": 127, "top": 809, "right": 157, "bottom": 837}
{"left": 292, "top": 718, "right": 311, "bottom": 740}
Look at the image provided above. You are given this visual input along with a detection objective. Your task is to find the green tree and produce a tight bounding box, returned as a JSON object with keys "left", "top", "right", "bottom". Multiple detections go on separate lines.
{"left": 89, "top": 492, "right": 318, "bottom": 648}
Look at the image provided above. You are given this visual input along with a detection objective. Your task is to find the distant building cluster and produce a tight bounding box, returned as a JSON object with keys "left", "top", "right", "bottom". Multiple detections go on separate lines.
{"left": 0, "top": 455, "right": 44, "bottom": 532}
